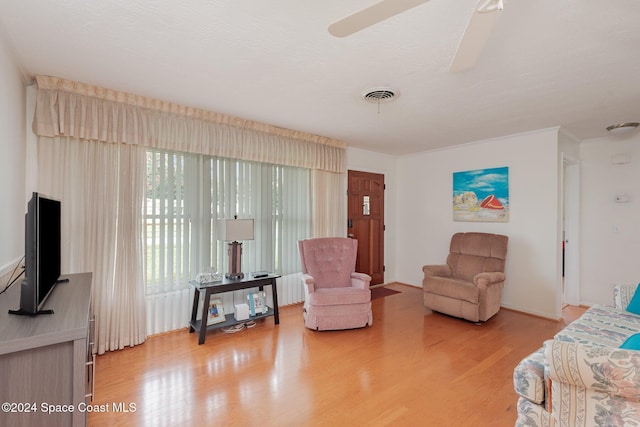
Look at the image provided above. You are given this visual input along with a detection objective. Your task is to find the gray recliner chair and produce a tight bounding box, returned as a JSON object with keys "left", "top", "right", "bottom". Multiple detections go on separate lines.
{"left": 422, "top": 232, "right": 508, "bottom": 322}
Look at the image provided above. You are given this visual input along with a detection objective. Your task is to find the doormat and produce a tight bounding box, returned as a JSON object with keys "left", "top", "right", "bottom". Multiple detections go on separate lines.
{"left": 371, "top": 286, "right": 401, "bottom": 300}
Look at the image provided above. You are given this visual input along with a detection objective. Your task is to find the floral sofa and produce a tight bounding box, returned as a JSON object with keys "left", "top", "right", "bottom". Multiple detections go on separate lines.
{"left": 514, "top": 284, "right": 640, "bottom": 426}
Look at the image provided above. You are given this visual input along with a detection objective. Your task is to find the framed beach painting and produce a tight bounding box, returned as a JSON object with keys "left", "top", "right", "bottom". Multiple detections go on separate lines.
{"left": 453, "top": 166, "right": 509, "bottom": 222}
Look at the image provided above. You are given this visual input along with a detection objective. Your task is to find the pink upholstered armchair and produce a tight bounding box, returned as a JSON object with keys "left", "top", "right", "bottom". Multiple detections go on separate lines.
{"left": 298, "top": 237, "right": 373, "bottom": 331}
{"left": 423, "top": 232, "right": 508, "bottom": 323}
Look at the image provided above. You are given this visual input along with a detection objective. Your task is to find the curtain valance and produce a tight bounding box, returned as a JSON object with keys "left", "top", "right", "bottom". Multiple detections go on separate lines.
{"left": 33, "top": 75, "right": 346, "bottom": 173}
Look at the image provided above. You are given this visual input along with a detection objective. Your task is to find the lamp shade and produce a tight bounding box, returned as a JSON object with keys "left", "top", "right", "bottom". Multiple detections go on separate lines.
{"left": 217, "top": 218, "right": 254, "bottom": 241}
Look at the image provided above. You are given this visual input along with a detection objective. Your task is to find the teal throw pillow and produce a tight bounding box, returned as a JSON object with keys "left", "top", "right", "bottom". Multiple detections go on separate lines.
{"left": 626, "top": 283, "right": 640, "bottom": 315}
{"left": 620, "top": 333, "right": 640, "bottom": 350}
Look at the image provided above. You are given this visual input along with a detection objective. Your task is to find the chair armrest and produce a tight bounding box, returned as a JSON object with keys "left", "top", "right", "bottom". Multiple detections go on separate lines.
{"left": 423, "top": 264, "right": 451, "bottom": 278}
{"left": 472, "top": 272, "right": 505, "bottom": 289}
{"left": 300, "top": 273, "right": 315, "bottom": 293}
{"left": 351, "top": 272, "right": 372, "bottom": 290}
{"left": 614, "top": 283, "right": 639, "bottom": 310}
{"left": 544, "top": 339, "right": 640, "bottom": 400}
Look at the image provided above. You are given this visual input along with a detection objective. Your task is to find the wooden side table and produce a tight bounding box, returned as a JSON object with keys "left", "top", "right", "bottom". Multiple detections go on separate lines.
{"left": 188, "top": 274, "right": 280, "bottom": 344}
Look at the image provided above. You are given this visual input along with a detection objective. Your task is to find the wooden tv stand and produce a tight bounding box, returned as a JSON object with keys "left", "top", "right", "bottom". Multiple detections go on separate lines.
{"left": 0, "top": 272, "right": 93, "bottom": 427}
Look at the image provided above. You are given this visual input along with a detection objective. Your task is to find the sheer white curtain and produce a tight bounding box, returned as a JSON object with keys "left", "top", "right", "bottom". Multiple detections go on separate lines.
{"left": 37, "top": 136, "right": 146, "bottom": 354}
{"left": 32, "top": 75, "right": 346, "bottom": 340}
{"left": 144, "top": 150, "right": 311, "bottom": 335}
{"left": 311, "top": 169, "right": 347, "bottom": 237}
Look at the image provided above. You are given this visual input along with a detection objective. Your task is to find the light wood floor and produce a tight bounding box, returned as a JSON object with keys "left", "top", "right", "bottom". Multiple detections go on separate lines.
{"left": 89, "top": 283, "right": 584, "bottom": 427}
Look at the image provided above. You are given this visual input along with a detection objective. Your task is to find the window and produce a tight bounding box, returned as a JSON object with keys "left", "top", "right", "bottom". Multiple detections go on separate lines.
{"left": 144, "top": 150, "right": 310, "bottom": 294}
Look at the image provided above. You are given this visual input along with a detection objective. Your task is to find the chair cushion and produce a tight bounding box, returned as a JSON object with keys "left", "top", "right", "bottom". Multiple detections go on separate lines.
{"left": 449, "top": 254, "right": 486, "bottom": 282}
{"left": 620, "top": 333, "right": 640, "bottom": 350}
{"left": 627, "top": 284, "right": 640, "bottom": 315}
{"left": 307, "top": 287, "right": 371, "bottom": 306}
{"left": 446, "top": 232, "right": 508, "bottom": 281}
{"left": 423, "top": 276, "right": 479, "bottom": 304}
{"left": 615, "top": 283, "right": 640, "bottom": 310}
{"left": 298, "top": 238, "right": 357, "bottom": 288}
{"left": 450, "top": 232, "right": 508, "bottom": 259}
{"left": 555, "top": 305, "right": 640, "bottom": 347}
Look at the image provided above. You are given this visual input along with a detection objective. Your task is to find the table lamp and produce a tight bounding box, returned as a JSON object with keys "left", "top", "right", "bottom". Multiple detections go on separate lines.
{"left": 217, "top": 216, "right": 254, "bottom": 279}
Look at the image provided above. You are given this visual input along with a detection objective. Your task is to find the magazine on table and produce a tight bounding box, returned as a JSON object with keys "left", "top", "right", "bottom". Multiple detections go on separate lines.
{"left": 247, "top": 291, "right": 268, "bottom": 316}
{"left": 207, "top": 298, "right": 226, "bottom": 325}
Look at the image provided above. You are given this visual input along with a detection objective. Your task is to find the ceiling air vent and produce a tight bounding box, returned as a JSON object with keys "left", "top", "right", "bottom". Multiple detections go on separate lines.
{"left": 362, "top": 87, "right": 398, "bottom": 104}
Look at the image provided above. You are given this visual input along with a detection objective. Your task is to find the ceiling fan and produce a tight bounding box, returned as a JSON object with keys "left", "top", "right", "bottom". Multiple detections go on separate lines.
{"left": 328, "top": 0, "right": 504, "bottom": 73}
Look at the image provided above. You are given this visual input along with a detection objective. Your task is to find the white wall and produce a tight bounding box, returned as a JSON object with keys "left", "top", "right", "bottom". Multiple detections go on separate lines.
{"left": 580, "top": 133, "right": 640, "bottom": 306}
{"left": 0, "top": 33, "right": 26, "bottom": 275}
{"left": 346, "top": 147, "right": 397, "bottom": 283}
{"left": 395, "top": 128, "right": 562, "bottom": 318}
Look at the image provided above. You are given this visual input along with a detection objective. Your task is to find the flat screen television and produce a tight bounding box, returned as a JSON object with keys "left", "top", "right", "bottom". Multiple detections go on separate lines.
{"left": 9, "top": 192, "right": 63, "bottom": 316}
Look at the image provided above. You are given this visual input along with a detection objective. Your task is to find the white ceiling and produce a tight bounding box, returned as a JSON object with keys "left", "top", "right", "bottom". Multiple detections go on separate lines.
{"left": 1, "top": 0, "right": 639, "bottom": 155}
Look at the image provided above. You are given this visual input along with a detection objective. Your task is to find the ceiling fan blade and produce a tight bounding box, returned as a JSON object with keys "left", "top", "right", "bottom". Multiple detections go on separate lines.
{"left": 477, "top": 0, "right": 504, "bottom": 13}
{"left": 329, "top": 0, "right": 430, "bottom": 38}
{"left": 449, "top": 1, "right": 502, "bottom": 73}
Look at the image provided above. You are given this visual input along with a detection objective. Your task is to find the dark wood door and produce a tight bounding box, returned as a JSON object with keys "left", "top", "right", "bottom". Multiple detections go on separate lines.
{"left": 347, "top": 170, "right": 384, "bottom": 285}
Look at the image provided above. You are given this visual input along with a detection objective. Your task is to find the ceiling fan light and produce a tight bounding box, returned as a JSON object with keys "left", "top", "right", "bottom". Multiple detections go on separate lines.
{"left": 606, "top": 122, "right": 640, "bottom": 135}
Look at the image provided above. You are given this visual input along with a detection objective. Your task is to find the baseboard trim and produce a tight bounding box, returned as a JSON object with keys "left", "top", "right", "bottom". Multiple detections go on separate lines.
{"left": 500, "top": 306, "right": 562, "bottom": 322}
{"left": 382, "top": 281, "right": 420, "bottom": 289}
